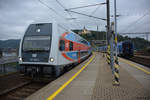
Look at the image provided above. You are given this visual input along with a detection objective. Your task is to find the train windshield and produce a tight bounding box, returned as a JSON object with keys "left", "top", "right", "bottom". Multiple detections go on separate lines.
{"left": 23, "top": 36, "right": 51, "bottom": 51}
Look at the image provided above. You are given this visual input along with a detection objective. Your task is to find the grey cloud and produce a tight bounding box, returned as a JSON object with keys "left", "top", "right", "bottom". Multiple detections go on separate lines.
{"left": 0, "top": 0, "right": 150, "bottom": 40}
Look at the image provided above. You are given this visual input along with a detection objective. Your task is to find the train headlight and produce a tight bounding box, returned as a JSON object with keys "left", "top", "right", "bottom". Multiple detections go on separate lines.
{"left": 50, "top": 58, "right": 54, "bottom": 62}
{"left": 19, "top": 57, "right": 22, "bottom": 61}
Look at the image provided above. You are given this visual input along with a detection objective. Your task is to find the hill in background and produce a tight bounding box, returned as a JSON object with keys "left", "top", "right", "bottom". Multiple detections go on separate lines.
{"left": 0, "top": 39, "right": 20, "bottom": 49}
{"left": 0, "top": 30, "right": 150, "bottom": 51}
{"left": 73, "top": 30, "right": 150, "bottom": 51}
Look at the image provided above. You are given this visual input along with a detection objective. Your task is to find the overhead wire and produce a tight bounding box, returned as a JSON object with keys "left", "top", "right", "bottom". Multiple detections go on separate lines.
{"left": 67, "top": 2, "right": 106, "bottom": 10}
{"left": 65, "top": 2, "right": 106, "bottom": 30}
{"left": 55, "top": 0, "right": 81, "bottom": 29}
{"left": 39, "top": 0, "right": 106, "bottom": 30}
{"left": 89, "top": 5, "right": 103, "bottom": 31}
{"left": 55, "top": 0, "right": 66, "bottom": 9}
{"left": 38, "top": 0, "right": 62, "bottom": 17}
{"left": 121, "top": 11, "right": 150, "bottom": 33}
{"left": 90, "top": 5, "right": 101, "bottom": 15}
{"left": 38, "top": 0, "right": 75, "bottom": 29}
{"left": 65, "top": 10, "right": 106, "bottom": 21}
{"left": 55, "top": 0, "right": 106, "bottom": 29}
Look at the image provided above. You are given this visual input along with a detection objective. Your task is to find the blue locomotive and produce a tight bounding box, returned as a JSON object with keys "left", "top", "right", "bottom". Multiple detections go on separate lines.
{"left": 117, "top": 41, "right": 134, "bottom": 58}
{"left": 99, "top": 41, "right": 134, "bottom": 58}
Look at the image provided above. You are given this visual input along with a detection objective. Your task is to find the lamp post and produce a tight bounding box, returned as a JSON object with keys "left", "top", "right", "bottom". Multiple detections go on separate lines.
{"left": 114, "top": 0, "right": 117, "bottom": 59}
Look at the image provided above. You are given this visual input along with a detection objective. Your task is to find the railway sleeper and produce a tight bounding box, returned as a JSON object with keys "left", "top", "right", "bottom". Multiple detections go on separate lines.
{"left": 10, "top": 91, "right": 30, "bottom": 97}
{"left": 25, "top": 86, "right": 41, "bottom": 90}
{"left": 18, "top": 88, "right": 38, "bottom": 93}
{"left": 7, "top": 94, "right": 26, "bottom": 100}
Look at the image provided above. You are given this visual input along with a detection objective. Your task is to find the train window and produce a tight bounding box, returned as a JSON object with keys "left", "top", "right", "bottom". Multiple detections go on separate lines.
{"left": 80, "top": 39, "right": 88, "bottom": 45}
{"left": 69, "top": 41, "right": 73, "bottom": 51}
{"left": 59, "top": 40, "right": 65, "bottom": 51}
{"left": 80, "top": 51, "right": 88, "bottom": 57}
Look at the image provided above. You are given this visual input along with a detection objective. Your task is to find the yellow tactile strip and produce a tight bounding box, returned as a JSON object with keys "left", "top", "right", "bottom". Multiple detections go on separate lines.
{"left": 91, "top": 54, "right": 150, "bottom": 100}
{"left": 47, "top": 54, "right": 95, "bottom": 100}
{"left": 119, "top": 58, "right": 150, "bottom": 75}
{"left": 25, "top": 54, "right": 95, "bottom": 100}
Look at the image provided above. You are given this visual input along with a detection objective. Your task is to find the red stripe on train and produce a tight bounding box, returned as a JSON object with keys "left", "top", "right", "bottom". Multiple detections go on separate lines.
{"left": 61, "top": 52, "right": 74, "bottom": 61}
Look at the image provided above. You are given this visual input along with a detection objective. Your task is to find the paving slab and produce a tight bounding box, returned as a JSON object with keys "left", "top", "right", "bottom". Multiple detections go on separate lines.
{"left": 91, "top": 54, "right": 150, "bottom": 100}
{"left": 54, "top": 53, "right": 100, "bottom": 100}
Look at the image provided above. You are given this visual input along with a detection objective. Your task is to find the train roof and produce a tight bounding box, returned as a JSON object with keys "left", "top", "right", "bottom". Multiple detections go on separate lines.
{"left": 31, "top": 18, "right": 56, "bottom": 24}
{"left": 32, "top": 18, "right": 72, "bottom": 30}
{"left": 30, "top": 18, "right": 90, "bottom": 45}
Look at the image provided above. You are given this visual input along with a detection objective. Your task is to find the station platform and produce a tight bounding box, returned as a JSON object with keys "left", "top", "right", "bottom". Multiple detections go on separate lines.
{"left": 26, "top": 53, "right": 150, "bottom": 100}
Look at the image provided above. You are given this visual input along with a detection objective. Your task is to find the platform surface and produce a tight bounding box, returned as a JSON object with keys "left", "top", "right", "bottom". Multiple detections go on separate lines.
{"left": 119, "top": 57, "right": 150, "bottom": 92}
{"left": 26, "top": 53, "right": 150, "bottom": 100}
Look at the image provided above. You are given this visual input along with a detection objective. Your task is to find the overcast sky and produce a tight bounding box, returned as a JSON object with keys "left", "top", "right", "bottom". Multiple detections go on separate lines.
{"left": 0, "top": 0, "right": 150, "bottom": 40}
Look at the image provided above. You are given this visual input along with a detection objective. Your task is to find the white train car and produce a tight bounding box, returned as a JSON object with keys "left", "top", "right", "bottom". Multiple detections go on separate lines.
{"left": 19, "top": 20, "right": 91, "bottom": 77}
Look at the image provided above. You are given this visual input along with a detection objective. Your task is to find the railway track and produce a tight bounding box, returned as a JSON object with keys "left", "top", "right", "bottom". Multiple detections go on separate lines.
{"left": 129, "top": 55, "right": 150, "bottom": 68}
{"left": 119, "top": 51, "right": 150, "bottom": 68}
{"left": 0, "top": 73, "right": 55, "bottom": 100}
{"left": 0, "top": 57, "right": 84, "bottom": 100}
{"left": 0, "top": 81, "right": 49, "bottom": 100}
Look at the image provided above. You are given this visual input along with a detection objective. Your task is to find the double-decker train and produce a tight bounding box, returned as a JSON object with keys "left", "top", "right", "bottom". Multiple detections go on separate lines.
{"left": 99, "top": 41, "right": 134, "bottom": 58}
{"left": 19, "top": 20, "right": 91, "bottom": 77}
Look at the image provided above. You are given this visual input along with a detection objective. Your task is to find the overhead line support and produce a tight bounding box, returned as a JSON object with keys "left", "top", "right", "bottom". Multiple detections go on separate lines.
{"left": 66, "top": 2, "right": 106, "bottom": 10}
{"left": 65, "top": 9, "right": 106, "bottom": 21}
